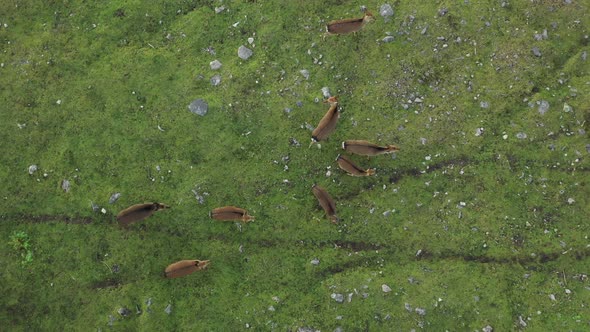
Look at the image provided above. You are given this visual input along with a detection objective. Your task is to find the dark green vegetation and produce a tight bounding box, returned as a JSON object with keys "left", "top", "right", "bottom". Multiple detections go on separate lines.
{"left": 1, "top": 1, "right": 589, "bottom": 331}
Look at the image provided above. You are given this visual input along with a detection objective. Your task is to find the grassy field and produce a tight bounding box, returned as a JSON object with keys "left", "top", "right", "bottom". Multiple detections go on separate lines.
{"left": 1, "top": 1, "right": 589, "bottom": 331}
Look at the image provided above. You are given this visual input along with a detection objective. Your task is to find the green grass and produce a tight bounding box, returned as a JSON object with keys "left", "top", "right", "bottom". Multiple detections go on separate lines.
{"left": 1, "top": 1, "right": 589, "bottom": 331}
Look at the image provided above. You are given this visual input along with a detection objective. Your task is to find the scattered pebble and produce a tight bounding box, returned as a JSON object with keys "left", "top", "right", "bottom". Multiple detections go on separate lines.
{"left": 382, "top": 284, "right": 392, "bottom": 292}
{"left": 475, "top": 128, "right": 484, "bottom": 136}
{"left": 518, "top": 316, "right": 527, "bottom": 327}
{"left": 188, "top": 99, "right": 208, "bottom": 116}
{"left": 300, "top": 69, "right": 310, "bottom": 80}
{"left": 321, "top": 87, "right": 331, "bottom": 98}
{"left": 382, "top": 36, "right": 395, "bottom": 43}
{"left": 247, "top": 37, "right": 254, "bottom": 45}
{"left": 537, "top": 100, "right": 549, "bottom": 115}
{"left": 532, "top": 47, "right": 542, "bottom": 57}
{"left": 563, "top": 103, "right": 572, "bottom": 112}
{"left": 380, "top": 4, "right": 394, "bottom": 21}
{"left": 238, "top": 45, "right": 253, "bottom": 60}
{"left": 482, "top": 325, "right": 493, "bottom": 332}
{"left": 214, "top": 6, "right": 225, "bottom": 14}
{"left": 91, "top": 202, "right": 100, "bottom": 212}
{"left": 117, "top": 307, "right": 131, "bottom": 317}
{"left": 331, "top": 293, "right": 344, "bottom": 303}
{"left": 567, "top": 198, "right": 575, "bottom": 204}
{"left": 480, "top": 101, "right": 489, "bottom": 108}
{"left": 404, "top": 303, "right": 412, "bottom": 312}
{"left": 549, "top": 294, "right": 556, "bottom": 301}
{"left": 438, "top": 8, "right": 448, "bottom": 16}
{"left": 61, "top": 179, "right": 70, "bottom": 193}
{"left": 415, "top": 307, "right": 426, "bottom": 316}
{"left": 108, "top": 315, "right": 115, "bottom": 326}
{"left": 164, "top": 304, "right": 172, "bottom": 314}
{"left": 311, "top": 258, "right": 320, "bottom": 265}
{"left": 28, "top": 164, "right": 38, "bottom": 175}
{"left": 210, "top": 60, "right": 222, "bottom": 70}
{"left": 109, "top": 193, "right": 121, "bottom": 204}
{"left": 210, "top": 74, "right": 221, "bottom": 86}
{"left": 516, "top": 132, "right": 527, "bottom": 139}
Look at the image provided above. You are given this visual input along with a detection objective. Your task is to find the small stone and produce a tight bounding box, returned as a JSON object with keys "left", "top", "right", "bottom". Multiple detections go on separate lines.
{"left": 296, "top": 101, "right": 303, "bottom": 107}
{"left": 415, "top": 307, "right": 426, "bottom": 316}
{"left": 300, "top": 69, "right": 310, "bottom": 80}
{"left": 247, "top": 37, "right": 254, "bottom": 45}
{"left": 109, "top": 193, "right": 121, "bottom": 204}
{"left": 582, "top": 50, "right": 587, "bottom": 61}
{"left": 91, "top": 202, "right": 100, "bottom": 212}
{"left": 563, "top": 103, "right": 572, "bottom": 112}
{"left": 382, "top": 284, "right": 392, "bottom": 292}
{"left": 61, "top": 179, "right": 70, "bottom": 193}
{"left": 475, "top": 128, "right": 484, "bottom": 136}
{"left": 518, "top": 316, "right": 527, "bottom": 327}
{"left": 112, "top": 264, "right": 120, "bottom": 273}
{"left": 538, "top": 100, "right": 550, "bottom": 115}
{"left": 188, "top": 99, "right": 208, "bottom": 116}
{"left": 382, "top": 36, "right": 395, "bottom": 43}
{"left": 331, "top": 293, "right": 344, "bottom": 303}
{"left": 438, "top": 8, "right": 448, "bottom": 16}
{"left": 214, "top": 6, "right": 225, "bottom": 14}
{"left": 101, "top": 208, "right": 107, "bottom": 214}
{"left": 321, "top": 87, "right": 331, "bottom": 98}
{"left": 108, "top": 315, "right": 115, "bottom": 326}
{"left": 238, "top": 45, "right": 253, "bottom": 60}
{"left": 586, "top": 144, "right": 590, "bottom": 154}
{"left": 516, "top": 132, "right": 527, "bottom": 139}
{"left": 311, "top": 258, "right": 320, "bottom": 265}
{"left": 567, "top": 198, "right": 575, "bottom": 204}
{"left": 210, "top": 60, "right": 222, "bottom": 70}
{"left": 118, "top": 307, "right": 131, "bottom": 317}
{"left": 28, "top": 164, "right": 38, "bottom": 175}
{"left": 480, "top": 101, "right": 489, "bottom": 108}
{"left": 164, "top": 304, "right": 172, "bottom": 314}
{"left": 549, "top": 294, "right": 556, "bottom": 301}
{"left": 380, "top": 4, "right": 394, "bottom": 21}
{"left": 482, "top": 325, "right": 493, "bottom": 332}
{"left": 210, "top": 74, "right": 221, "bottom": 86}
{"left": 404, "top": 303, "right": 412, "bottom": 312}
{"left": 532, "top": 47, "right": 542, "bottom": 57}
{"left": 382, "top": 210, "right": 391, "bottom": 217}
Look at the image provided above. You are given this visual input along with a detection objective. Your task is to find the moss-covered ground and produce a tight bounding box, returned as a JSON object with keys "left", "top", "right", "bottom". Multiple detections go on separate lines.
{"left": 1, "top": 1, "right": 589, "bottom": 331}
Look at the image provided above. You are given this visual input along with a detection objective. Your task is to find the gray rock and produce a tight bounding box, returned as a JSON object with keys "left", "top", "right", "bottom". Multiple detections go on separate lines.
{"left": 214, "top": 6, "right": 225, "bottom": 14}
{"left": 164, "top": 304, "right": 172, "bottom": 314}
{"left": 415, "top": 307, "right": 426, "bottom": 316}
{"left": 311, "top": 258, "right": 320, "bottom": 265}
{"left": 188, "top": 99, "right": 208, "bottom": 116}
{"left": 109, "top": 193, "right": 121, "bottom": 204}
{"left": 480, "top": 101, "right": 489, "bottom": 108}
{"left": 380, "top": 4, "right": 394, "bottom": 20}
{"left": 534, "top": 29, "right": 548, "bottom": 41}
{"left": 538, "top": 100, "right": 550, "bottom": 115}
{"left": 586, "top": 144, "right": 590, "bottom": 154}
{"left": 518, "top": 316, "right": 527, "bottom": 327}
{"left": 321, "top": 87, "right": 331, "bottom": 98}
{"left": 582, "top": 50, "right": 587, "bottom": 61}
{"left": 532, "top": 47, "right": 542, "bottom": 57}
{"left": 300, "top": 69, "right": 310, "bottom": 80}
{"left": 118, "top": 307, "right": 131, "bottom": 317}
{"left": 296, "top": 101, "right": 303, "bottom": 107}
{"left": 28, "top": 164, "right": 38, "bottom": 175}
{"left": 438, "top": 8, "right": 448, "bottom": 16}
{"left": 108, "top": 315, "right": 115, "bottom": 326}
{"left": 482, "top": 326, "right": 493, "bottom": 332}
{"left": 91, "top": 202, "right": 100, "bottom": 212}
{"left": 210, "top": 60, "right": 222, "bottom": 70}
{"left": 61, "top": 179, "right": 70, "bottom": 193}
{"left": 382, "top": 284, "right": 392, "bottom": 292}
{"left": 404, "top": 303, "right": 412, "bottom": 311}
{"left": 210, "top": 74, "right": 221, "bottom": 86}
{"left": 382, "top": 36, "right": 395, "bottom": 43}
{"left": 238, "top": 45, "right": 253, "bottom": 60}
{"left": 475, "top": 128, "right": 484, "bottom": 136}
{"left": 331, "top": 293, "right": 344, "bottom": 303}
{"left": 516, "top": 132, "right": 527, "bottom": 139}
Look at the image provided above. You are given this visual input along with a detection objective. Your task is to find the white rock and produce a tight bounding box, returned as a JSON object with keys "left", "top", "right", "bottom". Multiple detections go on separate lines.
{"left": 28, "top": 165, "right": 38, "bottom": 175}
{"left": 382, "top": 284, "right": 392, "bottom": 292}
{"left": 210, "top": 60, "right": 222, "bottom": 70}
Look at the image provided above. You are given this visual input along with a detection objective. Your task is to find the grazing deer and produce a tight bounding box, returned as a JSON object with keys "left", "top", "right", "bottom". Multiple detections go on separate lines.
{"left": 336, "top": 154, "right": 375, "bottom": 176}
{"left": 342, "top": 140, "right": 400, "bottom": 156}
{"left": 325, "top": 11, "right": 374, "bottom": 35}
{"left": 165, "top": 260, "right": 210, "bottom": 278}
{"left": 311, "top": 96, "right": 340, "bottom": 146}
{"left": 312, "top": 184, "right": 339, "bottom": 224}
{"left": 116, "top": 203, "right": 169, "bottom": 226}
{"left": 209, "top": 206, "right": 255, "bottom": 223}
